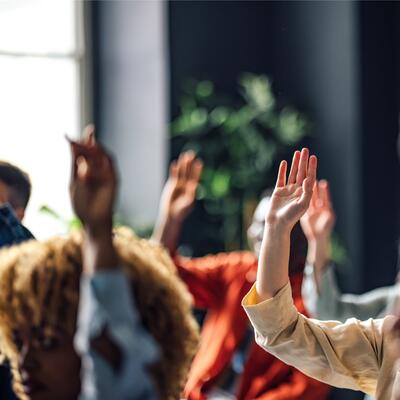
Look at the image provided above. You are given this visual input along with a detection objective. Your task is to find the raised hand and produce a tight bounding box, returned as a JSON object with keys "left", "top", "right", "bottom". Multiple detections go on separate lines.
{"left": 300, "top": 180, "right": 335, "bottom": 274}
{"left": 159, "top": 151, "right": 203, "bottom": 222}
{"left": 152, "top": 151, "right": 203, "bottom": 254}
{"left": 266, "top": 148, "right": 317, "bottom": 231}
{"left": 300, "top": 180, "right": 336, "bottom": 242}
{"left": 256, "top": 148, "right": 317, "bottom": 300}
{"left": 68, "top": 137, "right": 117, "bottom": 232}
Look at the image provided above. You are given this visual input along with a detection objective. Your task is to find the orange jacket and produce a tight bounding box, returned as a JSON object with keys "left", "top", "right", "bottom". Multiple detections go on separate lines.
{"left": 175, "top": 251, "right": 331, "bottom": 400}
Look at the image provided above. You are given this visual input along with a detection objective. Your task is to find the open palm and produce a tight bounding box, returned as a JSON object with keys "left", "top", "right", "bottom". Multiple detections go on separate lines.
{"left": 266, "top": 149, "right": 317, "bottom": 230}
{"left": 160, "top": 151, "right": 203, "bottom": 221}
{"left": 300, "top": 180, "right": 335, "bottom": 241}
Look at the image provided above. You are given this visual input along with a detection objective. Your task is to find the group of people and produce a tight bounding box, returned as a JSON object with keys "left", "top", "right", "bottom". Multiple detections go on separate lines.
{"left": 0, "top": 131, "right": 398, "bottom": 400}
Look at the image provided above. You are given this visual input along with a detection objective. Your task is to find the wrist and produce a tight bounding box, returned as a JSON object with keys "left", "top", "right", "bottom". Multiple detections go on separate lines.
{"left": 307, "top": 238, "right": 331, "bottom": 272}
{"left": 84, "top": 218, "right": 113, "bottom": 240}
{"left": 264, "top": 220, "right": 293, "bottom": 238}
{"left": 83, "top": 234, "right": 118, "bottom": 275}
{"left": 152, "top": 212, "right": 182, "bottom": 255}
{"left": 164, "top": 210, "right": 185, "bottom": 225}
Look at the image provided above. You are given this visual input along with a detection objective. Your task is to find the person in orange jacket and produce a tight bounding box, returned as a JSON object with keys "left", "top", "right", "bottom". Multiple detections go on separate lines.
{"left": 152, "top": 151, "right": 331, "bottom": 400}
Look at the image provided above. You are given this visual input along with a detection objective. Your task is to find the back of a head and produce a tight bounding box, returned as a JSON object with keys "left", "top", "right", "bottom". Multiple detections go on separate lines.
{"left": 0, "top": 162, "right": 31, "bottom": 211}
{"left": 0, "top": 227, "right": 199, "bottom": 400}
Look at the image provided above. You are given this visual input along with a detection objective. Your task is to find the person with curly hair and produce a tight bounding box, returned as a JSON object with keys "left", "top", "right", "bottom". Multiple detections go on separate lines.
{"left": 0, "top": 134, "right": 199, "bottom": 400}
{"left": 0, "top": 161, "right": 33, "bottom": 400}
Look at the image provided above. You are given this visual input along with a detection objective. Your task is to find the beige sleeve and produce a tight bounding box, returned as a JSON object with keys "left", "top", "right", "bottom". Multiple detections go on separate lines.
{"left": 242, "top": 282, "right": 385, "bottom": 396}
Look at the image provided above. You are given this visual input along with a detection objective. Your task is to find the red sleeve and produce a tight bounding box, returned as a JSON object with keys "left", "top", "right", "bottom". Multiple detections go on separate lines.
{"left": 253, "top": 370, "right": 331, "bottom": 400}
{"left": 173, "top": 254, "right": 225, "bottom": 309}
{"left": 174, "top": 251, "right": 256, "bottom": 310}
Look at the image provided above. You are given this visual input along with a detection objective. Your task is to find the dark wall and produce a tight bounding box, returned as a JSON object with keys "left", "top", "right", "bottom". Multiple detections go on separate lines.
{"left": 169, "top": 1, "right": 400, "bottom": 294}
{"left": 358, "top": 1, "right": 400, "bottom": 290}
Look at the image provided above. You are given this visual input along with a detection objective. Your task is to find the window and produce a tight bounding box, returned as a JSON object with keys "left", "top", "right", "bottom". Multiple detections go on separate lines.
{"left": 0, "top": 0, "right": 87, "bottom": 238}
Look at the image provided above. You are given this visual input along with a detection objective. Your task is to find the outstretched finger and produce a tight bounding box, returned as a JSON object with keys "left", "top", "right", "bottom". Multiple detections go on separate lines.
{"left": 299, "top": 156, "right": 317, "bottom": 206}
{"left": 319, "top": 180, "right": 332, "bottom": 209}
{"left": 82, "top": 124, "right": 96, "bottom": 146}
{"left": 288, "top": 151, "right": 301, "bottom": 184}
{"left": 298, "top": 178, "right": 314, "bottom": 210}
{"left": 177, "top": 153, "right": 186, "bottom": 180}
{"left": 182, "top": 151, "right": 195, "bottom": 179}
{"left": 275, "top": 160, "right": 287, "bottom": 188}
{"left": 190, "top": 158, "right": 203, "bottom": 184}
{"left": 306, "top": 155, "right": 317, "bottom": 189}
{"left": 296, "top": 148, "right": 309, "bottom": 184}
{"left": 310, "top": 182, "right": 319, "bottom": 209}
{"left": 169, "top": 160, "right": 178, "bottom": 179}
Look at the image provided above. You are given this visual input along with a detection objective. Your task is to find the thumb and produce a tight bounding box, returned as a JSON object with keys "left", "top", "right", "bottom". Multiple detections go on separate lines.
{"left": 76, "top": 156, "right": 89, "bottom": 181}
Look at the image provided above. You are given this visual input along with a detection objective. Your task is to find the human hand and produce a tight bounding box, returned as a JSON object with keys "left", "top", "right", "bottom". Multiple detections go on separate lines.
{"left": 159, "top": 151, "right": 203, "bottom": 223}
{"left": 265, "top": 148, "right": 317, "bottom": 233}
{"left": 255, "top": 148, "right": 317, "bottom": 300}
{"left": 68, "top": 133, "right": 117, "bottom": 234}
{"left": 300, "top": 180, "right": 336, "bottom": 242}
{"left": 300, "top": 180, "right": 335, "bottom": 272}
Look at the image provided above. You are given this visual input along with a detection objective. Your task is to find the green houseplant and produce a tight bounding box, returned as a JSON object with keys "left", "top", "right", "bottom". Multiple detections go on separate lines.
{"left": 171, "top": 73, "right": 310, "bottom": 250}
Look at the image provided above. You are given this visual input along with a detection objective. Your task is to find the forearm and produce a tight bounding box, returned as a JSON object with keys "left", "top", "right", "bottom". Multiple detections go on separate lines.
{"left": 306, "top": 238, "right": 331, "bottom": 293}
{"left": 243, "top": 283, "right": 382, "bottom": 396}
{"left": 83, "top": 219, "right": 119, "bottom": 275}
{"left": 151, "top": 213, "right": 182, "bottom": 254}
{"left": 256, "top": 224, "right": 291, "bottom": 301}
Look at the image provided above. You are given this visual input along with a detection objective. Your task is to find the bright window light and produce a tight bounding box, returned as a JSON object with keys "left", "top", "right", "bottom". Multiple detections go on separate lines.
{"left": 0, "top": 0, "right": 84, "bottom": 239}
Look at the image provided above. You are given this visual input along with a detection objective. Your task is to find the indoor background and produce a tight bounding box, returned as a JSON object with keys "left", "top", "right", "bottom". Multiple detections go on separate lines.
{"left": 0, "top": 2, "right": 399, "bottom": 399}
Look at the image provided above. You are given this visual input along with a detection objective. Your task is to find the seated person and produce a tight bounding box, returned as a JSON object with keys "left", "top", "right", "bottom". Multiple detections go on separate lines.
{"left": 301, "top": 179, "right": 400, "bottom": 321}
{"left": 152, "top": 152, "right": 331, "bottom": 400}
{"left": 0, "top": 161, "right": 33, "bottom": 399}
{"left": 242, "top": 148, "right": 400, "bottom": 400}
{"left": 0, "top": 138, "right": 199, "bottom": 400}
{"left": 300, "top": 179, "right": 400, "bottom": 400}
{"left": 0, "top": 161, "right": 31, "bottom": 222}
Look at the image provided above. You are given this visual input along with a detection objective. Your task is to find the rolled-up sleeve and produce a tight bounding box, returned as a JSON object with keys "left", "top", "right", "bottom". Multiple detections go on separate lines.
{"left": 242, "top": 282, "right": 385, "bottom": 396}
{"left": 75, "top": 271, "right": 159, "bottom": 400}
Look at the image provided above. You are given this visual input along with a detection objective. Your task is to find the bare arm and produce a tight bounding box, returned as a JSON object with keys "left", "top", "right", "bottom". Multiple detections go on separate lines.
{"left": 152, "top": 151, "right": 203, "bottom": 254}
{"left": 300, "top": 180, "right": 336, "bottom": 293}
{"left": 256, "top": 148, "right": 317, "bottom": 301}
{"left": 69, "top": 132, "right": 122, "bottom": 366}
{"left": 69, "top": 133, "right": 119, "bottom": 276}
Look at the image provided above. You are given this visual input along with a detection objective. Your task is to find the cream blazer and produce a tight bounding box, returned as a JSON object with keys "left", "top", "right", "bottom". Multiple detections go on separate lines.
{"left": 242, "top": 282, "right": 400, "bottom": 400}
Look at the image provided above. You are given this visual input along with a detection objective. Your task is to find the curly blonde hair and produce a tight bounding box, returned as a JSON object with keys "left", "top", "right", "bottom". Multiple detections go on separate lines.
{"left": 0, "top": 227, "right": 199, "bottom": 400}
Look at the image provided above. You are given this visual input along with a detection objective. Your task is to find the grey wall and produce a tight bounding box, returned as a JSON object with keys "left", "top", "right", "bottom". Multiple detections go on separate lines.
{"left": 277, "top": 1, "right": 364, "bottom": 292}
{"left": 93, "top": 0, "right": 168, "bottom": 230}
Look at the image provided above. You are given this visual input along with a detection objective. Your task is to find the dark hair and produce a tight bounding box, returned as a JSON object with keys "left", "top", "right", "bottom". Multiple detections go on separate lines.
{"left": 0, "top": 162, "right": 31, "bottom": 210}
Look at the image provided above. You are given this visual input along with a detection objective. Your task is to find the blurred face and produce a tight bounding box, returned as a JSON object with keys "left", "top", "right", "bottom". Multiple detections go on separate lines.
{"left": 247, "top": 197, "right": 270, "bottom": 258}
{"left": 0, "top": 180, "right": 25, "bottom": 220}
{"left": 14, "top": 325, "right": 80, "bottom": 400}
{"left": 0, "top": 180, "right": 11, "bottom": 205}
{"left": 247, "top": 195, "right": 308, "bottom": 275}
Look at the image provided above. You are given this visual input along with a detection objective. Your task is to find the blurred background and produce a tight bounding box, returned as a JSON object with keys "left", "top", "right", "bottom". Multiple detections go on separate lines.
{"left": 0, "top": 1, "right": 399, "bottom": 398}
